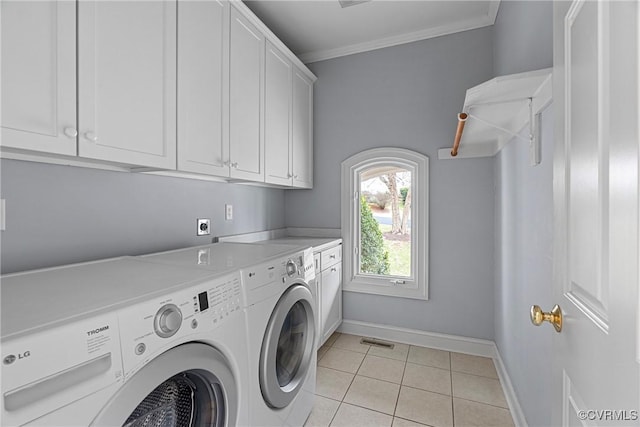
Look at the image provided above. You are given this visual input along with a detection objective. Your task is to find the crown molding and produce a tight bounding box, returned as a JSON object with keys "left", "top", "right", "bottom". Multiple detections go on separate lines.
{"left": 300, "top": 0, "right": 500, "bottom": 64}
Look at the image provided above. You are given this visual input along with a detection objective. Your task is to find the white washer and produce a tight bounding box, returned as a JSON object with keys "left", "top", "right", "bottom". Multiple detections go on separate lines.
{"left": 1, "top": 257, "right": 249, "bottom": 427}
{"left": 141, "top": 243, "right": 318, "bottom": 426}
{"left": 242, "top": 249, "right": 317, "bottom": 427}
{"left": 139, "top": 242, "right": 319, "bottom": 338}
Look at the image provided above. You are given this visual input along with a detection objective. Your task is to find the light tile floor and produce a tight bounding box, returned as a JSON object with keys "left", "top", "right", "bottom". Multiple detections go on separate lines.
{"left": 306, "top": 333, "right": 515, "bottom": 427}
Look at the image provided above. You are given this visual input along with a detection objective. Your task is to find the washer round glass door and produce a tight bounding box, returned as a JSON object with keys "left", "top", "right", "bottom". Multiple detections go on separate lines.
{"left": 91, "top": 343, "right": 237, "bottom": 427}
{"left": 260, "top": 284, "right": 315, "bottom": 409}
{"left": 123, "top": 370, "right": 219, "bottom": 427}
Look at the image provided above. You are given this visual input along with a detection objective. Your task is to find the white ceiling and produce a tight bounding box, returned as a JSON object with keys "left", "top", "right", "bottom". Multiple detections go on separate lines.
{"left": 244, "top": 0, "right": 501, "bottom": 63}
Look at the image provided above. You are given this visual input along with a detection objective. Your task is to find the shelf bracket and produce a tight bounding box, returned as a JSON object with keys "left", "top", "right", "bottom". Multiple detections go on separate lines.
{"left": 466, "top": 97, "right": 541, "bottom": 166}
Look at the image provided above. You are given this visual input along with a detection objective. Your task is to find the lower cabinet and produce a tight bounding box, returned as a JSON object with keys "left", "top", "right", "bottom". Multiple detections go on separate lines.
{"left": 315, "top": 244, "right": 343, "bottom": 347}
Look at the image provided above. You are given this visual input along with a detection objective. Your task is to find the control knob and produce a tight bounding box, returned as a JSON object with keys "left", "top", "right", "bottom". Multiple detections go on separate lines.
{"left": 154, "top": 304, "right": 182, "bottom": 338}
{"left": 286, "top": 259, "right": 298, "bottom": 277}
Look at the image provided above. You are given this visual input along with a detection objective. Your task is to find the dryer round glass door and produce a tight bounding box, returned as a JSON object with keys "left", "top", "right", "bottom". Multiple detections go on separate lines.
{"left": 91, "top": 343, "right": 238, "bottom": 427}
{"left": 260, "top": 284, "right": 315, "bottom": 409}
{"left": 123, "top": 370, "right": 220, "bottom": 427}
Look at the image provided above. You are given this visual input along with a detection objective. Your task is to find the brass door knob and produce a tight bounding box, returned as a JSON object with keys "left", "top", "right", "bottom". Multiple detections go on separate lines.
{"left": 530, "top": 304, "right": 563, "bottom": 332}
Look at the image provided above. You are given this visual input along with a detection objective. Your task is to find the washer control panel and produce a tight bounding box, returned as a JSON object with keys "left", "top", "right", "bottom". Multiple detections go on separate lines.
{"left": 286, "top": 259, "right": 298, "bottom": 277}
{"left": 153, "top": 304, "right": 182, "bottom": 338}
{"left": 118, "top": 271, "right": 242, "bottom": 379}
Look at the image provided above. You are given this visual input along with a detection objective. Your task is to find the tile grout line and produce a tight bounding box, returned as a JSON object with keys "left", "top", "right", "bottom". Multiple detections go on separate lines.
{"left": 450, "top": 369, "right": 501, "bottom": 380}
{"left": 339, "top": 342, "right": 369, "bottom": 400}
{"left": 392, "top": 346, "right": 410, "bottom": 420}
{"left": 327, "top": 345, "right": 376, "bottom": 427}
{"left": 400, "top": 384, "right": 452, "bottom": 399}
{"left": 317, "top": 335, "right": 512, "bottom": 426}
{"left": 327, "top": 402, "right": 341, "bottom": 427}
{"left": 449, "top": 351, "right": 455, "bottom": 427}
{"left": 325, "top": 333, "right": 341, "bottom": 427}
{"left": 454, "top": 396, "right": 513, "bottom": 411}
{"left": 334, "top": 401, "right": 397, "bottom": 420}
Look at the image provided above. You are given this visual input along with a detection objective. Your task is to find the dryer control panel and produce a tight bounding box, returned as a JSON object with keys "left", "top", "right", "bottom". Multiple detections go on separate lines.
{"left": 118, "top": 271, "right": 243, "bottom": 380}
{"left": 242, "top": 249, "right": 315, "bottom": 306}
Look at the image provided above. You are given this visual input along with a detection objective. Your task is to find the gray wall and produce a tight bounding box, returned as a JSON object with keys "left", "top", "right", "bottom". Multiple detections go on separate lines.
{"left": 286, "top": 27, "right": 496, "bottom": 340}
{"left": 0, "top": 159, "right": 285, "bottom": 273}
{"left": 494, "top": 108, "right": 553, "bottom": 427}
{"left": 493, "top": 0, "right": 553, "bottom": 76}
{"left": 493, "top": 2, "right": 553, "bottom": 426}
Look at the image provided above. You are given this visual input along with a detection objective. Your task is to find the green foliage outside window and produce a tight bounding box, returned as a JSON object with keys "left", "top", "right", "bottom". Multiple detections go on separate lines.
{"left": 359, "top": 196, "right": 390, "bottom": 275}
{"left": 400, "top": 187, "right": 409, "bottom": 204}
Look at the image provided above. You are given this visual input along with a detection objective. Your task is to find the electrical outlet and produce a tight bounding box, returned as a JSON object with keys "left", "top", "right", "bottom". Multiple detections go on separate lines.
{"left": 225, "top": 204, "right": 233, "bottom": 221}
{"left": 0, "top": 199, "right": 5, "bottom": 231}
{"left": 197, "top": 218, "right": 210, "bottom": 236}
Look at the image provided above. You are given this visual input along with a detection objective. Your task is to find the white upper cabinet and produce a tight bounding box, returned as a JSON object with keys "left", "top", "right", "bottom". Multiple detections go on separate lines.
{"left": 265, "top": 42, "right": 293, "bottom": 186}
{"left": 77, "top": 1, "right": 177, "bottom": 169}
{"left": 264, "top": 43, "right": 314, "bottom": 188}
{"left": 1, "top": 1, "right": 77, "bottom": 156}
{"left": 229, "top": 6, "right": 265, "bottom": 181}
{"left": 292, "top": 70, "right": 314, "bottom": 188}
{"left": 177, "top": 0, "right": 229, "bottom": 177}
{"left": 1, "top": 0, "right": 314, "bottom": 186}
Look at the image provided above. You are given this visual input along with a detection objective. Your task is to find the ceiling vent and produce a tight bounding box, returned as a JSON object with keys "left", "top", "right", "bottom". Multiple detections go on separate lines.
{"left": 338, "top": 0, "right": 371, "bottom": 8}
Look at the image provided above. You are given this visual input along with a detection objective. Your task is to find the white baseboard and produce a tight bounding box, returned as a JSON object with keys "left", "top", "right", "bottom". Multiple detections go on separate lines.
{"left": 337, "top": 319, "right": 528, "bottom": 427}
{"left": 491, "top": 347, "right": 528, "bottom": 427}
{"left": 338, "top": 319, "right": 495, "bottom": 357}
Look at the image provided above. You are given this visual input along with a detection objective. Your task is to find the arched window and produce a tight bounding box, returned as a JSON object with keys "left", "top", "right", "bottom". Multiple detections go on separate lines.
{"left": 341, "top": 148, "right": 429, "bottom": 300}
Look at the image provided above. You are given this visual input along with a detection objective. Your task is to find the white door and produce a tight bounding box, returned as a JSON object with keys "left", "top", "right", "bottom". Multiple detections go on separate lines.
{"left": 292, "top": 69, "right": 314, "bottom": 189}
{"left": 229, "top": 7, "right": 264, "bottom": 181}
{"left": 551, "top": 1, "right": 639, "bottom": 425}
{"left": 1, "top": 0, "right": 77, "bottom": 156}
{"left": 177, "top": 0, "right": 229, "bottom": 177}
{"left": 265, "top": 41, "right": 293, "bottom": 186}
{"left": 78, "top": 1, "right": 177, "bottom": 169}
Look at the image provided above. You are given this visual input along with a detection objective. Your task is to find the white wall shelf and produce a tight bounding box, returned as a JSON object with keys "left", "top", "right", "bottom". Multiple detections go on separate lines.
{"left": 438, "top": 68, "right": 552, "bottom": 163}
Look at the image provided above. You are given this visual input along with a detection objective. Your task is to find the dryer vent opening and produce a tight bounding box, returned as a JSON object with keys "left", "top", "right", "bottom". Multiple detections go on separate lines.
{"left": 359, "top": 338, "right": 395, "bottom": 349}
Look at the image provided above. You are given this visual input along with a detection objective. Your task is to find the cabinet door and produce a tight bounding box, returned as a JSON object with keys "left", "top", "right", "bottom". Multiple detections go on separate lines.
{"left": 291, "top": 70, "right": 313, "bottom": 188}
{"left": 1, "top": 1, "right": 76, "bottom": 155}
{"left": 321, "top": 264, "right": 342, "bottom": 344}
{"left": 264, "top": 42, "right": 292, "bottom": 186}
{"left": 78, "top": 1, "right": 177, "bottom": 169}
{"left": 177, "top": 0, "right": 229, "bottom": 177}
{"left": 229, "top": 7, "right": 264, "bottom": 181}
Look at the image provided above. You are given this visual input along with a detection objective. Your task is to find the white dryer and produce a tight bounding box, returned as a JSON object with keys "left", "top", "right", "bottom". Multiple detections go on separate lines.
{"left": 242, "top": 249, "right": 317, "bottom": 427}
{"left": 1, "top": 257, "right": 249, "bottom": 427}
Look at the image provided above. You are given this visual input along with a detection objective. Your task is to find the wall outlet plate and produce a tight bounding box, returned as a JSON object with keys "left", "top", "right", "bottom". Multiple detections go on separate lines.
{"left": 197, "top": 218, "right": 210, "bottom": 236}
{"left": 225, "top": 204, "right": 233, "bottom": 221}
{"left": 0, "top": 199, "right": 5, "bottom": 231}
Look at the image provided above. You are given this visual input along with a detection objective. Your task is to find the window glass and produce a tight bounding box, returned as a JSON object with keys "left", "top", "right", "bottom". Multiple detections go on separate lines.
{"left": 341, "top": 147, "right": 428, "bottom": 300}
{"left": 359, "top": 167, "right": 412, "bottom": 278}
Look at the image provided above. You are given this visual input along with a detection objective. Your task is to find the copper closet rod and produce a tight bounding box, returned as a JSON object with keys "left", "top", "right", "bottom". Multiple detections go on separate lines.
{"left": 451, "top": 113, "right": 468, "bottom": 157}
